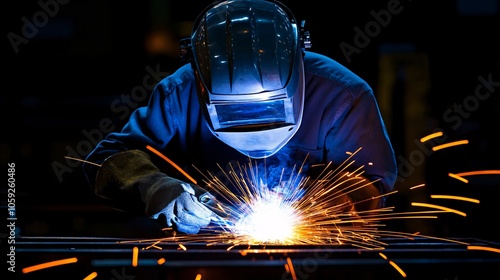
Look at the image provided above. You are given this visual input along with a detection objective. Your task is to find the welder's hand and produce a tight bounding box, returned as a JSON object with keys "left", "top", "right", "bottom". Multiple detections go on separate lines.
{"left": 151, "top": 183, "right": 218, "bottom": 234}
{"left": 145, "top": 179, "right": 220, "bottom": 234}
{"left": 92, "top": 149, "right": 222, "bottom": 234}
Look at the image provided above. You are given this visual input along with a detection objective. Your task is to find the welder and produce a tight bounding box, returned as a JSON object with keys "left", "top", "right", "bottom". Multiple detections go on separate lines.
{"left": 83, "top": 0, "right": 397, "bottom": 234}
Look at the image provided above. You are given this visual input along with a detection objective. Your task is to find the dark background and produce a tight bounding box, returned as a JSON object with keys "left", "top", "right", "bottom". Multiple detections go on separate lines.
{"left": 2, "top": 0, "right": 500, "bottom": 241}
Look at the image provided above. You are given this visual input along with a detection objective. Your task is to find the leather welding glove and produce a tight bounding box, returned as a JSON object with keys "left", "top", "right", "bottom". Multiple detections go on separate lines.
{"left": 145, "top": 179, "right": 217, "bottom": 234}
{"left": 93, "top": 149, "right": 218, "bottom": 234}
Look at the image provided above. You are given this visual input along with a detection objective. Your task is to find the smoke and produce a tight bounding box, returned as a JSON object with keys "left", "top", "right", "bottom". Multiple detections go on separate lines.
{"left": 254, "top": 147, "right": 309, "bottom": 200}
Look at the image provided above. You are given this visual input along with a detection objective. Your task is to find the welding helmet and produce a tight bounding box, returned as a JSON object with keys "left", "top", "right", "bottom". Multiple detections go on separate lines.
{"left": 184, "top": 0, "right": 307, "bottom": 159}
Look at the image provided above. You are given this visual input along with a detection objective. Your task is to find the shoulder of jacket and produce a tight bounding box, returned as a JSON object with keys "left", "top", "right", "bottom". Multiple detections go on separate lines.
{"left": 303, "top": 51, "right": 372, "bottom": 94}
{"left": 157, "top": 63, "right": 195, "bottom": 93}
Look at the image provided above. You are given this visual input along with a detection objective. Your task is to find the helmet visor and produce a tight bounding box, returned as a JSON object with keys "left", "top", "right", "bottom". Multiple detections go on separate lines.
{"left": 208, "top": 96, "right": 296, "bottom": 131}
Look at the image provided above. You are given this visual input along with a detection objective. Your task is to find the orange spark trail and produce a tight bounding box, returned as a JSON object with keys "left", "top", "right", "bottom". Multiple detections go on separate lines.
{"left": 388, "top": 260, "right": 407, "bottom": 277}
{"left": 64, "top": 156, "right": 102, "bottom": 167}
{"left": 22, "top": 257, "right": 78, "bottom": 273}
{"left": 448, "top": 173, "right": 469, "bottom": 183}
{"left": 448, "top": 170, "right": 500, "bottom": 183}
{"left": 432, "top": 140, "right": 469, "bottom": 151}
{"left": 146, "top": 145, "right": 198, "bottom": 184}
{"left": 430, "top": 195, "right": 480, "bottom": 204}
{"left": 411, "top": 202, "right": 466, "bottom": 217}
{"left": 286, "top": 257, "right": 297, "bottom": 280}
{"left": 83, "top": 272, "right": 98, "bottom": 280}
{"left": 379, "top": 253, "right": 407, "bottom": 277}
{"left": 409, "top": 183, "right": 425, "bottom": 190}
{"left": 455, "top": 170, "right": 500, "bottom": 176}
{"left": 132, "top": 246, "right": 139, "bottom": 267}
{"left": 420, "top": 131, "right": 443, "bottom": 142}
{"left": 467, "top": 246, "right": 500, "bottom": 253}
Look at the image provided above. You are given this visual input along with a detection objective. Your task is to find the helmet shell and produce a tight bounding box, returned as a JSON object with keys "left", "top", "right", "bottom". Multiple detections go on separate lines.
{"left": 191, "top": 0, "right": 304, "bottom": 158}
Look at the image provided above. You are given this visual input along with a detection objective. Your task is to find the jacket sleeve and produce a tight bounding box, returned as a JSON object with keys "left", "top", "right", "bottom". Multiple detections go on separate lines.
{"left": 91, "top": 149, "right": 160, "bottom": 214}
{"left": 90, "top": 149, "right": 207, "bottom": 217}
{"left": 325, "top": 88, "right": 398, "bottom": 208}
{"left": 81, "top": 68, "right": 195, "bottom": 215}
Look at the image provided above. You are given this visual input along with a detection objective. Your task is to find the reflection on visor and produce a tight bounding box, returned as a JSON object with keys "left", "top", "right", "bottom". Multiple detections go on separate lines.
{"left": 207, "top": 99, "right": 296, "bottom": 130}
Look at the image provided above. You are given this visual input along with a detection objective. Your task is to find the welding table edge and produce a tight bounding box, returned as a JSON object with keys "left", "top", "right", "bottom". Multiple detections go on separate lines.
{"left": 14, "top": 236, "right": 500, "bottom": 280}
{"left": 15, "top": 236, "right": 500, "bottom": 262}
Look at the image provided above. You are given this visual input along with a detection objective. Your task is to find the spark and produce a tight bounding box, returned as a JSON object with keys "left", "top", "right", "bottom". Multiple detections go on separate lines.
{"left": 83, "top": 272, "right": 98, "bottom": 280}
{"left": 420, "top": 131, "right": 443, "bottom": 142}
{"left": 285, "top": 257, "right": 297, "bottom": 280}
{"left": 132, "top": 246, "right": 139, "bottom": 267}
{"left": 64, "top": 156, "right": 101, "bottom": 167}
{"left": 411, "top": 202, "right": 467, "bottom": 217}
{"left": 195, "top": 274, "right": 203, "bottom": 280}
{"left": 379, "top": 252, "right": 407, "bottom": 277}
{"left": 454, "top": 170, "right": 500, "bottom": 176}
{"left": 146, "top": 145, "right": 198, "bottom": 184}
{"left": 158, "top": 258, "right": 166, "bottom": 265}
{"left": 449, "top": 169, "right": 500, "bottom": 183}
{"left": 448, "top": 173, "right": 469, "bottom": 183}
{"left": 21, "top": 257, "right": 78, "bottom": 273}
{"left": 409, "top": 183, "right": 425, "bottom": 190}
{"left": 388, "top": 260, "right": 407, "bottom": 277}
{"left": 430, "top": 195, "right": 480, "bottom": 204}
{"left": 467, "top": 246, "right": 500, "bottom": 254}
{"left": 432, "top": 139, "right": 469, "bottom": 151}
